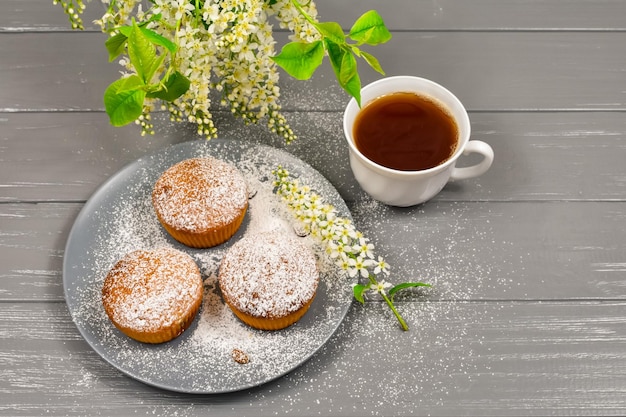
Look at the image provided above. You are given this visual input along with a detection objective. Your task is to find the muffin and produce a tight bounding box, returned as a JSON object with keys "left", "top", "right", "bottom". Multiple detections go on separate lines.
{"left": 218, "top": 231, "right": 319, "bottom": 330}
{"left": 152, "top": 157, "right": 248, "bottom": 248}
{"left": 102, "top": 247, "right": 203, "bottom": 344}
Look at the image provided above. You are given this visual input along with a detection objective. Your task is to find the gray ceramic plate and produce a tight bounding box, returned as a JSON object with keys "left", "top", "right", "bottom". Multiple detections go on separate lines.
{"left": 63, "top": 139, "right": 355, "bottom": 393}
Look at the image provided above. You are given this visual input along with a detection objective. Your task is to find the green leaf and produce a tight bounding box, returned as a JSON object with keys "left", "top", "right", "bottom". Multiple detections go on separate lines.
{"left": 388, "top": 282, "right": 431, "bottom": 300}
{"left": 147, "top": 71, "right": 190, "bottom": 101}
{"left": 105, "top": 33, "right": 128, "bottom": 62}
{"left": 325, "top": 39, "right": 362, "bottom": 106}
{"left": 315, "top": 21, "right": 346, "bottom": 45}
{"left": 104, "top": 76, "right": 146, "bottom": 127}
{"left": 349, "top": 10, "right": 392, "bottom": 46}
{"left": 325, "top": 39, "right": 344, "bottom": 76}
{"left": 339, "top": 51, "right": 358, "bottom": 87}
{"left": 115, "top": 74, "right": 145, "bottom": 93}
{"left": 139, "top": 26, "right": 177, "bottom": 53}
{"left": 352, "top": 284, "right": 369, "bottom": 304}
{"left": 118, "top": 20, "right": 174, "bottom": 51}
{"left": 117, "top": 26, "right": 132, "bottom": 37}
{"left": 271, "top": 40, "right": 325, "bottom": 80}
{"left": 359, "top": 50, "right": 386, "bottom": 75}
{"left": 341, "top": 70, "right": 361, "bottom": 106}
{"left": 127, "top": 20, "right": 158, "bottom": 83}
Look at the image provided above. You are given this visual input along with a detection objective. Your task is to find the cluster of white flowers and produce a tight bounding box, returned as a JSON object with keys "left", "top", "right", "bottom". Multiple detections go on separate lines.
{"left": 272, "top": 166, "right": 393, "bottom": 295}
{"left": 53, "top": 0, "right": 86, "bottom": 29}
{"left": 88, "top": 0, "right": 322, "bottom": 142}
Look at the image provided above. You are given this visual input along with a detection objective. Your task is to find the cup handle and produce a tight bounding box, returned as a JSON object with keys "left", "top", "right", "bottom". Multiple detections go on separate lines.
{"left": 450, "top": 140, "right": 494, "bottom": 181}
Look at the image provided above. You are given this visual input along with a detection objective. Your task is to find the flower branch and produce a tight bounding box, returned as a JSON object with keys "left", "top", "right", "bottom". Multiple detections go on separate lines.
{"left": 273, "top": 166, "right": 431, "bottom": 331}
{"left": 54, "top": 0, "right": 392, "bottom": 141}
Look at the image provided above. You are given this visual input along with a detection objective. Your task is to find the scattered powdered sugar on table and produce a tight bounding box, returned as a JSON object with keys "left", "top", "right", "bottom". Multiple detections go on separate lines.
{"left": 65, "top": 140, "right": 354, "bottom": 393}
{"left": 304, "top": 196, "right": 515, "bottom": 410}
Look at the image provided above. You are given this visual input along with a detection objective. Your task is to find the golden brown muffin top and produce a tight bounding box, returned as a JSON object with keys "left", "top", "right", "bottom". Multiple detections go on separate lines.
{"left": 102, "top": 247, "right": 202, "bottom": 332}
{"left": 152, "top": 157, "right": 248, "bottom": 233}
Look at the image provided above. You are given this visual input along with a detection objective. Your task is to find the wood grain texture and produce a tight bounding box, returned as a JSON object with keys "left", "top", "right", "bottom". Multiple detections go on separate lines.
{"left": 1, "top": 301, "right": 625, "bottom": 416}
{"left": 2, "top": 200, "right": 625, "bottom": 302}
{"left": 4, "top": 0, "right": 626, "bottom": 32}
{"left": 2, "top": 111, "right": 626, "bottom": 202}
{"left": 2, "top": 0, "right": 626, "bottom": 415}
{"left": 2, "top": 31, "right": 626, "bottom": 112}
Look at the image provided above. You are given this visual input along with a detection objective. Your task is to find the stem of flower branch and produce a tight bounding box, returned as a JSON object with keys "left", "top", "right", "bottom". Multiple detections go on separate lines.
{"left": 381, "top": 292, "right": 409, "bottom": 331}
{"left": 368, "top": 274, "right": 410, "bottom": 331}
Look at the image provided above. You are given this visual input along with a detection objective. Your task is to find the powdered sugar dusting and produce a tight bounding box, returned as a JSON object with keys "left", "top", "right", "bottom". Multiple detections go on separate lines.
{"left": 219, "top": 231, "right": 319, "bottom": 318}
{"left": 64, "top": 139, "right": 355, "bottom": 393}
{"left": 102, "top": 247, "right": 202, "bottom": 332}
{"left": 152, "top": 157, "right": 248, "bottom": 232}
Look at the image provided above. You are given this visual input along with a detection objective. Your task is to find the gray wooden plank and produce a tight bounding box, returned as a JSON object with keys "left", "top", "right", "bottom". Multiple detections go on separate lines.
{"left": 0, "top": 203, "right": 81, "bottom": 301}
{"left": 351, "top": 200, "right": 626, "bottom": 302}
{"left": 2, "top": 200, "right": 626, "bottom": 302}
{"left": 260, "top": 31, "right": 626, "bottom": 112}
{"left": 0, "top": 32, "right": 114, "bottom": 111}
{"left": 1, "top": 301, "right": 625, "bottom": 416}
{"left": 0, "top": 0, "right": 105, "bottom": 32}
{"left": 2, "top": 31, "right": 626, "bottom": 112}
{"left": 3, "top": 1, "right": 625, "bottom": 416}
{"left": 2, "top": 111, "right": 626, "bottom": 203}
{"left": 3, "top": 0, "right": 626, "bottom": 32}
{"left": 319, "top": 0, "right": 626, "bottom": 31}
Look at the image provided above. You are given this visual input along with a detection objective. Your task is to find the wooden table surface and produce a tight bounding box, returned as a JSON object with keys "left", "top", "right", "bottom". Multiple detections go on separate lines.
{"left": 2, "top": 1, "right": 626, "bottom": 415}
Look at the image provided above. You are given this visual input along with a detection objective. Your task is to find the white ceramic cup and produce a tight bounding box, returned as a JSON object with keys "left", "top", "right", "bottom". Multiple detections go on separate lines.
{"left": 343, "top": 76, "right": 494, "bottom": 207}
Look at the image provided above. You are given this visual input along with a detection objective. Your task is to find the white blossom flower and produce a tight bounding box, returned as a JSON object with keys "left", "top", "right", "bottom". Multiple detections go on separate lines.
{"left": 327, "top": 241, "right": 347, "bottom": 259}
{"left": 370, "top": 280, "right": 392, "bottom": 295}
{"left": 335, "top": 254, "right": 352, "bottom": 272}
{"left": 352, "top": 256, "right": 373, "bottom": 278}
{"left": 374, "top": 256, "right": 391, "bottom": 276}
{"left": 353, "top": 238, "right": 375, "bottom": 259}
{"left": 172, "top": 0, "right": 194, "bottom": 20}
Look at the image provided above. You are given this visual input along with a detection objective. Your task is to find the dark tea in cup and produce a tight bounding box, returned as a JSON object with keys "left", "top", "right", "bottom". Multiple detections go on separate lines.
{"left": 344, "top": 76, "right": 493, "bottom": 206}
{"left": 353, "top": 92, "right": 459, "bottom": 171}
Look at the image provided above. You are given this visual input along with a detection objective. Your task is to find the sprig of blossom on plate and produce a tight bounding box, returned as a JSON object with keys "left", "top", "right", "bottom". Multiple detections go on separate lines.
{"left": 272, "top": 166, "right": 431, "bottom": 331}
